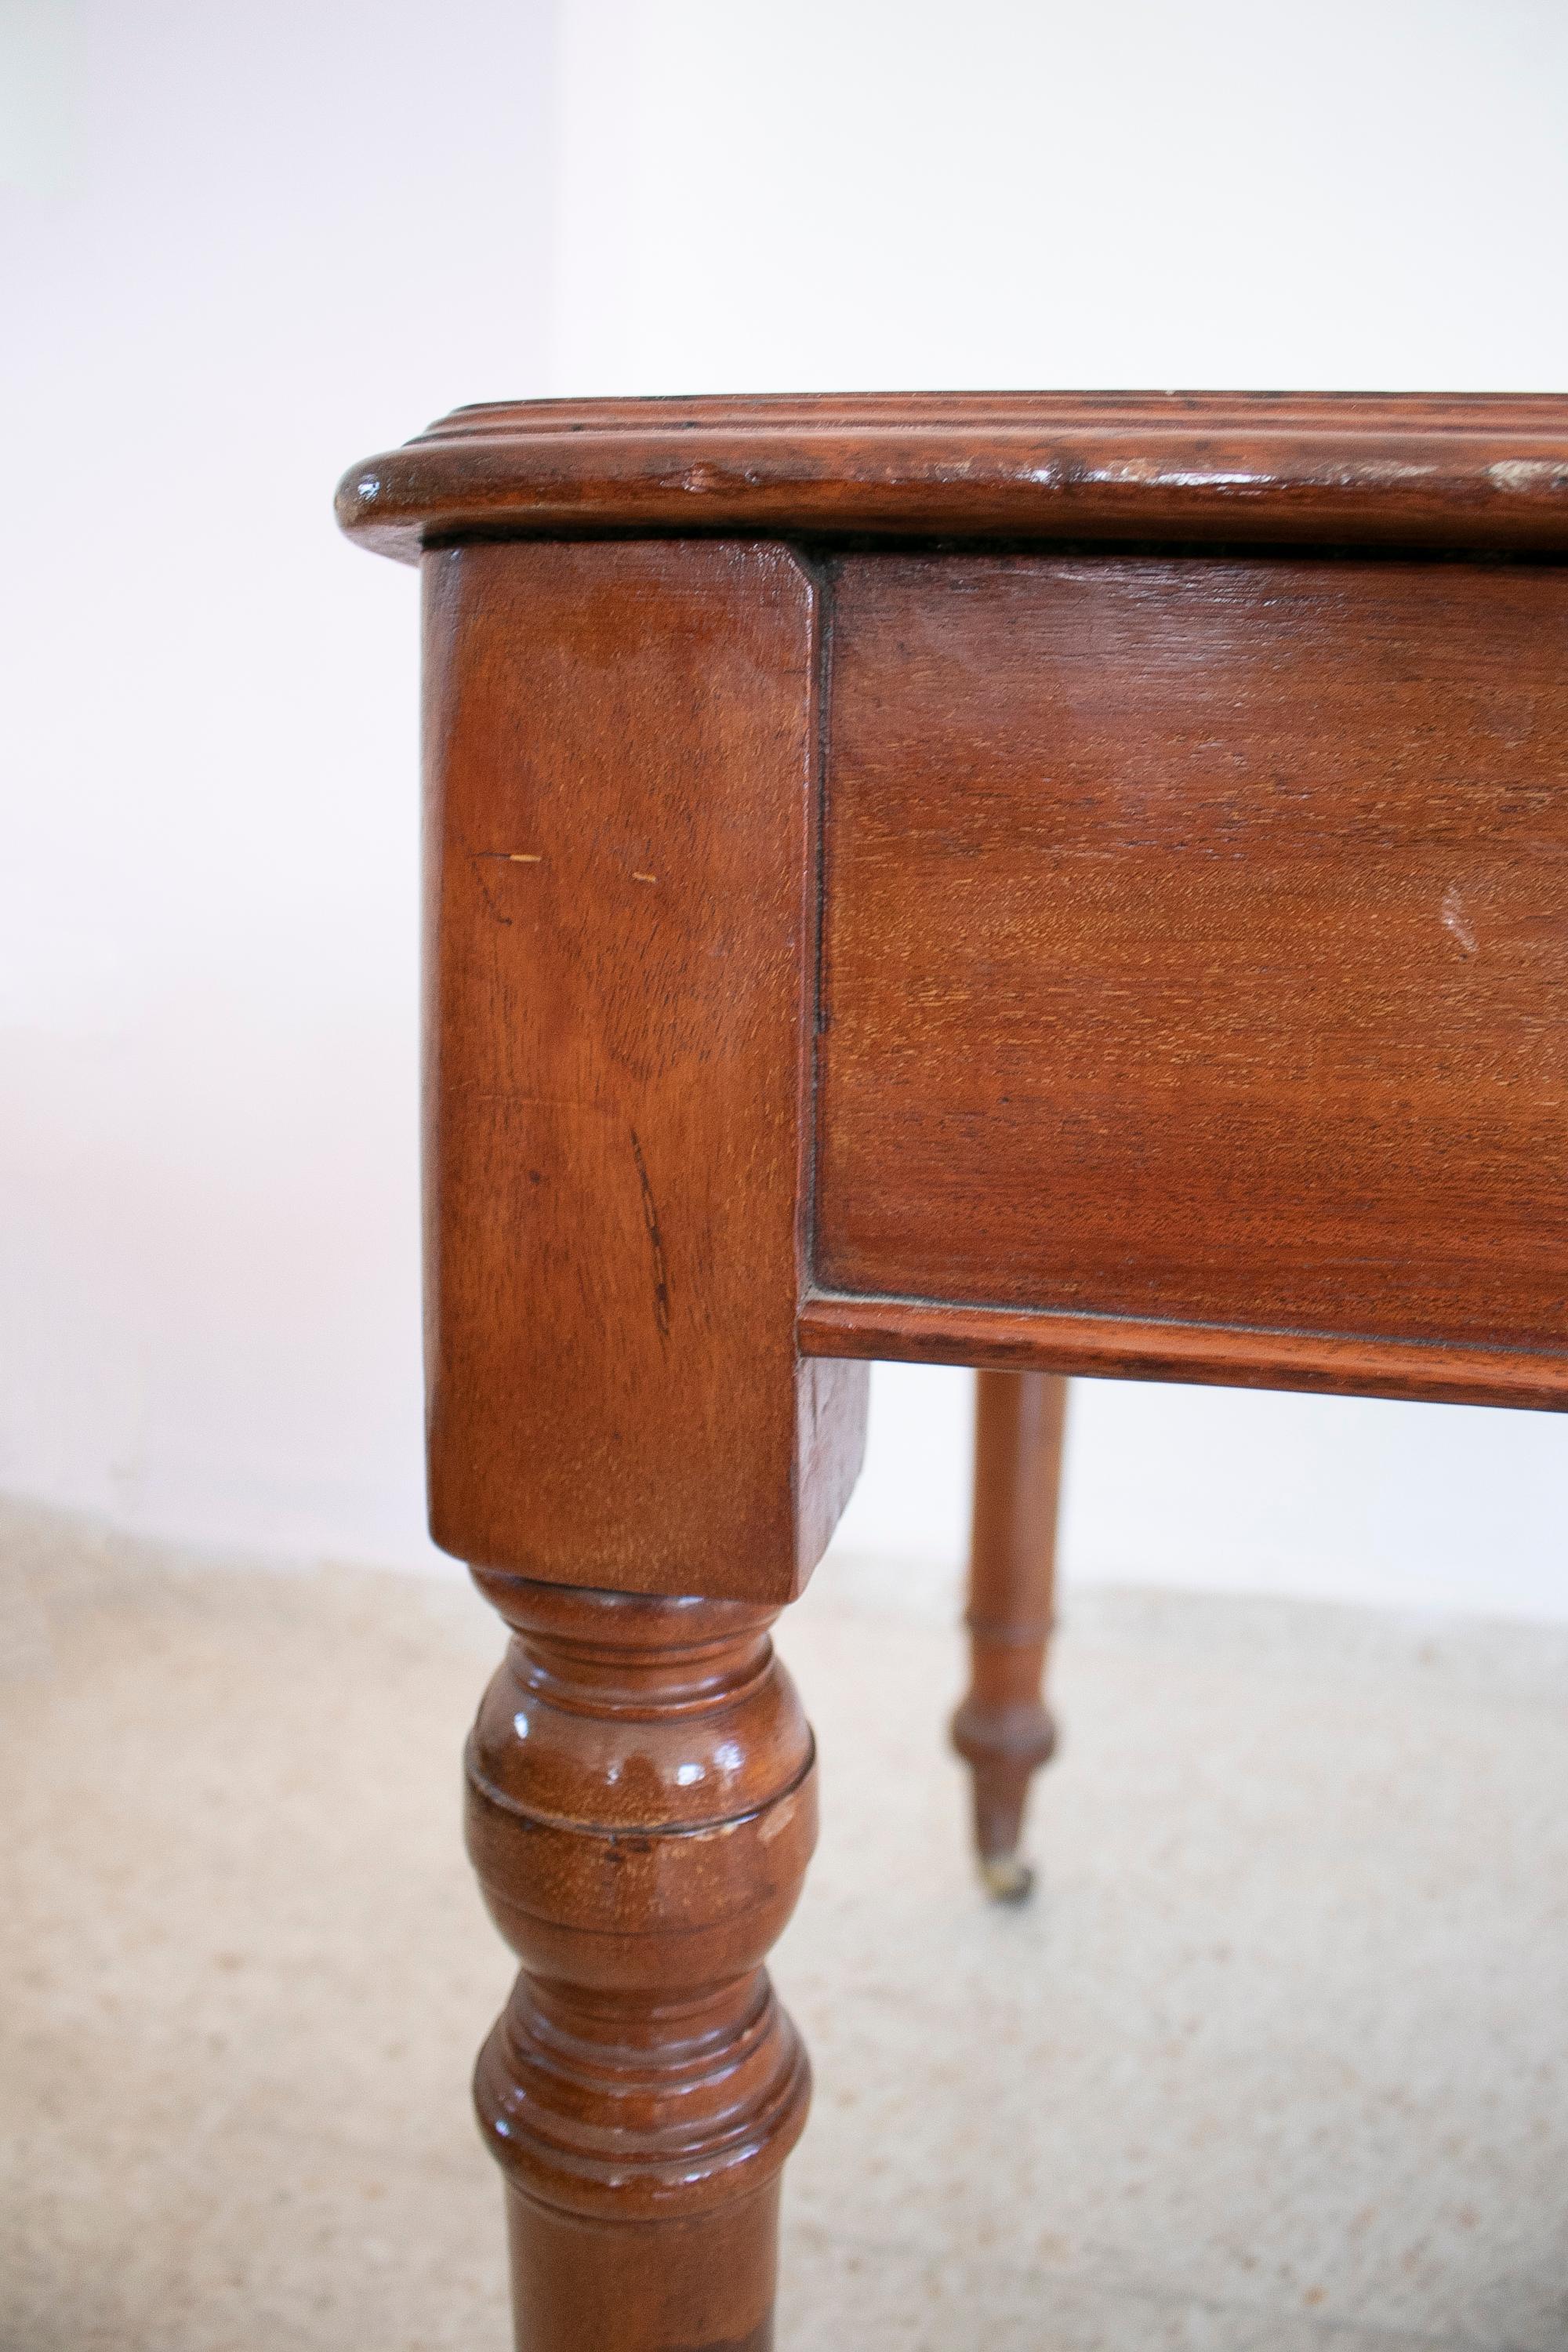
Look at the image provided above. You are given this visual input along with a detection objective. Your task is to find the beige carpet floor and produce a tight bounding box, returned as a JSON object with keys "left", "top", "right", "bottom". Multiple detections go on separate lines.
{"left": 2, "top": 1502, "right": 1565, "bottom": 2351}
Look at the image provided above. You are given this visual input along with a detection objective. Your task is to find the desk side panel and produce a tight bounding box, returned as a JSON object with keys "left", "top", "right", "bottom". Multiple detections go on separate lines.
{"left": 813, "top": 551, "right": 1568, "bottom": 1406}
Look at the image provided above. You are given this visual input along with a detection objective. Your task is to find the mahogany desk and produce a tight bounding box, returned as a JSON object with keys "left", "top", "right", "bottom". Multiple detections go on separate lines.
{"left": 336, "top": 393, "right": 1568, "bottom": 2352}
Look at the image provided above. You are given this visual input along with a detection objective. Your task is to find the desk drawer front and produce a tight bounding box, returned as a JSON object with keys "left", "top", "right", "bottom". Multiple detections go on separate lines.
{"left": 815, "top": 553, "right": 1568, "bottom": 1393}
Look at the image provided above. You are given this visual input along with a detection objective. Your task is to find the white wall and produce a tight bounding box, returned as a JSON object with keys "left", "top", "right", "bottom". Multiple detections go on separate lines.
{"left": 3, "top": 0, "right": 1565, "bottom": 1617}
{"left": 549, "top": 0, "right": 1568, "bottom": 397}
{"left": 0, "top": 0, "right": 554, "bottom": 1566}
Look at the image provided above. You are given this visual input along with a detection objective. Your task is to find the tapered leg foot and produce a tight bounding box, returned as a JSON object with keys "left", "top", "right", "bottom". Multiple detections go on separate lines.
{"left": 465, "top": 1571, "right": 815, "bottom": 2352}
{"left": 501, "top": 2185, "right": 785, "bottom": 2352}
{"left": 952, "top": 1370, "right": 1067, "bottom": 1901}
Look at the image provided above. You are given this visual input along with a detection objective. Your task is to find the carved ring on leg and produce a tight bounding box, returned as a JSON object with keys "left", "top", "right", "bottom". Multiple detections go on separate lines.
{"left": 950, "top": 1675, "right": 1058, "bottom": 1904}
{"left": 465, "top": 1570, "right": 815, "bottom": 2352}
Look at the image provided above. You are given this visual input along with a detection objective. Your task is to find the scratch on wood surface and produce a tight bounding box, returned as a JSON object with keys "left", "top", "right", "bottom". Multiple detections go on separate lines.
{"left": 629, "top": 1127, "right": 672, "bottom": 1341}
{"left": 1487, "top": 458, "right": 1568, "bottom": 495}
{"left": 1442, "top": 884, "right": 1479, "bottom": 956}
{"left": 468, "top": 850, "right": 544, "bottom": 924}
{"left": 632, "top": 871, "right": 658, "bottom": 884}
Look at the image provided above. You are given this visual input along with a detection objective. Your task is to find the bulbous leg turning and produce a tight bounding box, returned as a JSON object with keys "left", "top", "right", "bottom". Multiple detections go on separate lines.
{"left": 464, "top": 1572, "right": 815, "bottom": 2352}
{"left": 952, "top": 1370, "right": 1067, "bottom": 1902}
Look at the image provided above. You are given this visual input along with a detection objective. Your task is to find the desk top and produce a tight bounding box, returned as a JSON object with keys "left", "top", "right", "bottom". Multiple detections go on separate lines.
{"left": 337, "top": 390, "right": 1568, "bottom": 562}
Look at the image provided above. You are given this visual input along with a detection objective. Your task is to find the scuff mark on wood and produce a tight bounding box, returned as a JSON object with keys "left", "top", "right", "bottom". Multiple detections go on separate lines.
{"left": 1442, "top": 883, "right": 1479, "bottom": 956}
{"left": 468, "top": 850, "right": 545, "bottom": 925}
{"left": 629, "top": 1127, "right": 672, "bottom": 1341}
{"left": 1487, "top": 457, "right": 1568, "bottom": 495}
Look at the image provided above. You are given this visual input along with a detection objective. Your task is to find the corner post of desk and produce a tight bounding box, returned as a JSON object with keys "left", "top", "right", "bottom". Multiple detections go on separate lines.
{"left": 419, "top": 532, "right": 866, "bottom": 2350}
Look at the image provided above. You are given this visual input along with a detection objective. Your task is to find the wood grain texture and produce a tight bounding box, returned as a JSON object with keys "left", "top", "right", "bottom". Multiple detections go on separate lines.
{"left": 423, "top": 537, "right": 866, "bottom": 1602}
{"left": 953, "top": 1370, "right": 1065, "bottom": 1901}
{"left": 797, "top": 1290, "right": 1568, "bottom": 1409}
{"left": 335, "top": 390, "right": 1568, "bottom": 2352}
{"left": 466, "top": 1570, "right": 815, "bottom": 2351}
{"left": 337, "top": 391, "right": 1568, "bottom": 561}
{"left": 813, "top": 552, "right": 1568, "bottom": 1403}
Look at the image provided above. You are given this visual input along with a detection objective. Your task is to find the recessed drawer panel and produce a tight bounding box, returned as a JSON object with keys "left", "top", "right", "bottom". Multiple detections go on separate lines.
{"left": 815, "top": 553, "right": 1568, "bottom": 1378}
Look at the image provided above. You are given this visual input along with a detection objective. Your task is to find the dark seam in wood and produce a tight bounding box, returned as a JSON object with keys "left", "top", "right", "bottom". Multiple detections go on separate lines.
{"left": 798, "top": 1283, "right": 1566, "bottom": 1362}
{"left": 629, "top": 1124, "right": 673, "bottom": 1341}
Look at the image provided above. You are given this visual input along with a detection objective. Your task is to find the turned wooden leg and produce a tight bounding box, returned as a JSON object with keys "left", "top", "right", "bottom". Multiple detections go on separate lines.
{"left": 464, "top": 1569, "right": 816, "bottom": 2352}
{"left": 951, "top": 1370, "right": 1067, "bottom": 1902}
{"left": 399, "top": 539, "right": 866, "bottom": 2347}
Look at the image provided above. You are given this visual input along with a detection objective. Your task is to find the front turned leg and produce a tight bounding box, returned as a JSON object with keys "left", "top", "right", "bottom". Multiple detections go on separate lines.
{"left": 952, "top": 1370, "right": 1068, "bottom": 1901}
{"left": 464, "top": 1570, "right": 815, "bottom": 2352}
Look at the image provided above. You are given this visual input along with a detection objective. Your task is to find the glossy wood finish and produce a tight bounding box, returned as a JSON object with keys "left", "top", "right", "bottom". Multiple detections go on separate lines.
{"left": 953, "top": 1370, "right": 1067, "bottom": 1901}
{"left": 410, "top": 530, "right": 869, "bottom": 2351}
{"left": 338, "top": 391, "right": 1568, "bottom": 561}
{"left": 423, "top": 537, "right": 866, "bottom": 1602}
{"left": 466, "top": 1570, "right": 814, "bottom": 2352}
{"left": 799, "top": 1287, "right": 1568, "bottom": 1409}
{"left": 815, "top": 552, "right": 1568, "bottom": 1405}
{"left": 338, "top": 390, "right": 1568, "bottom": 2351}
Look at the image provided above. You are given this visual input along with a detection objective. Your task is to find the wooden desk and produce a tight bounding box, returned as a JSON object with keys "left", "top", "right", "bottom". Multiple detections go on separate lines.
{"left": 337, "top": 394, "right": 1568, "bottom": 2352}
